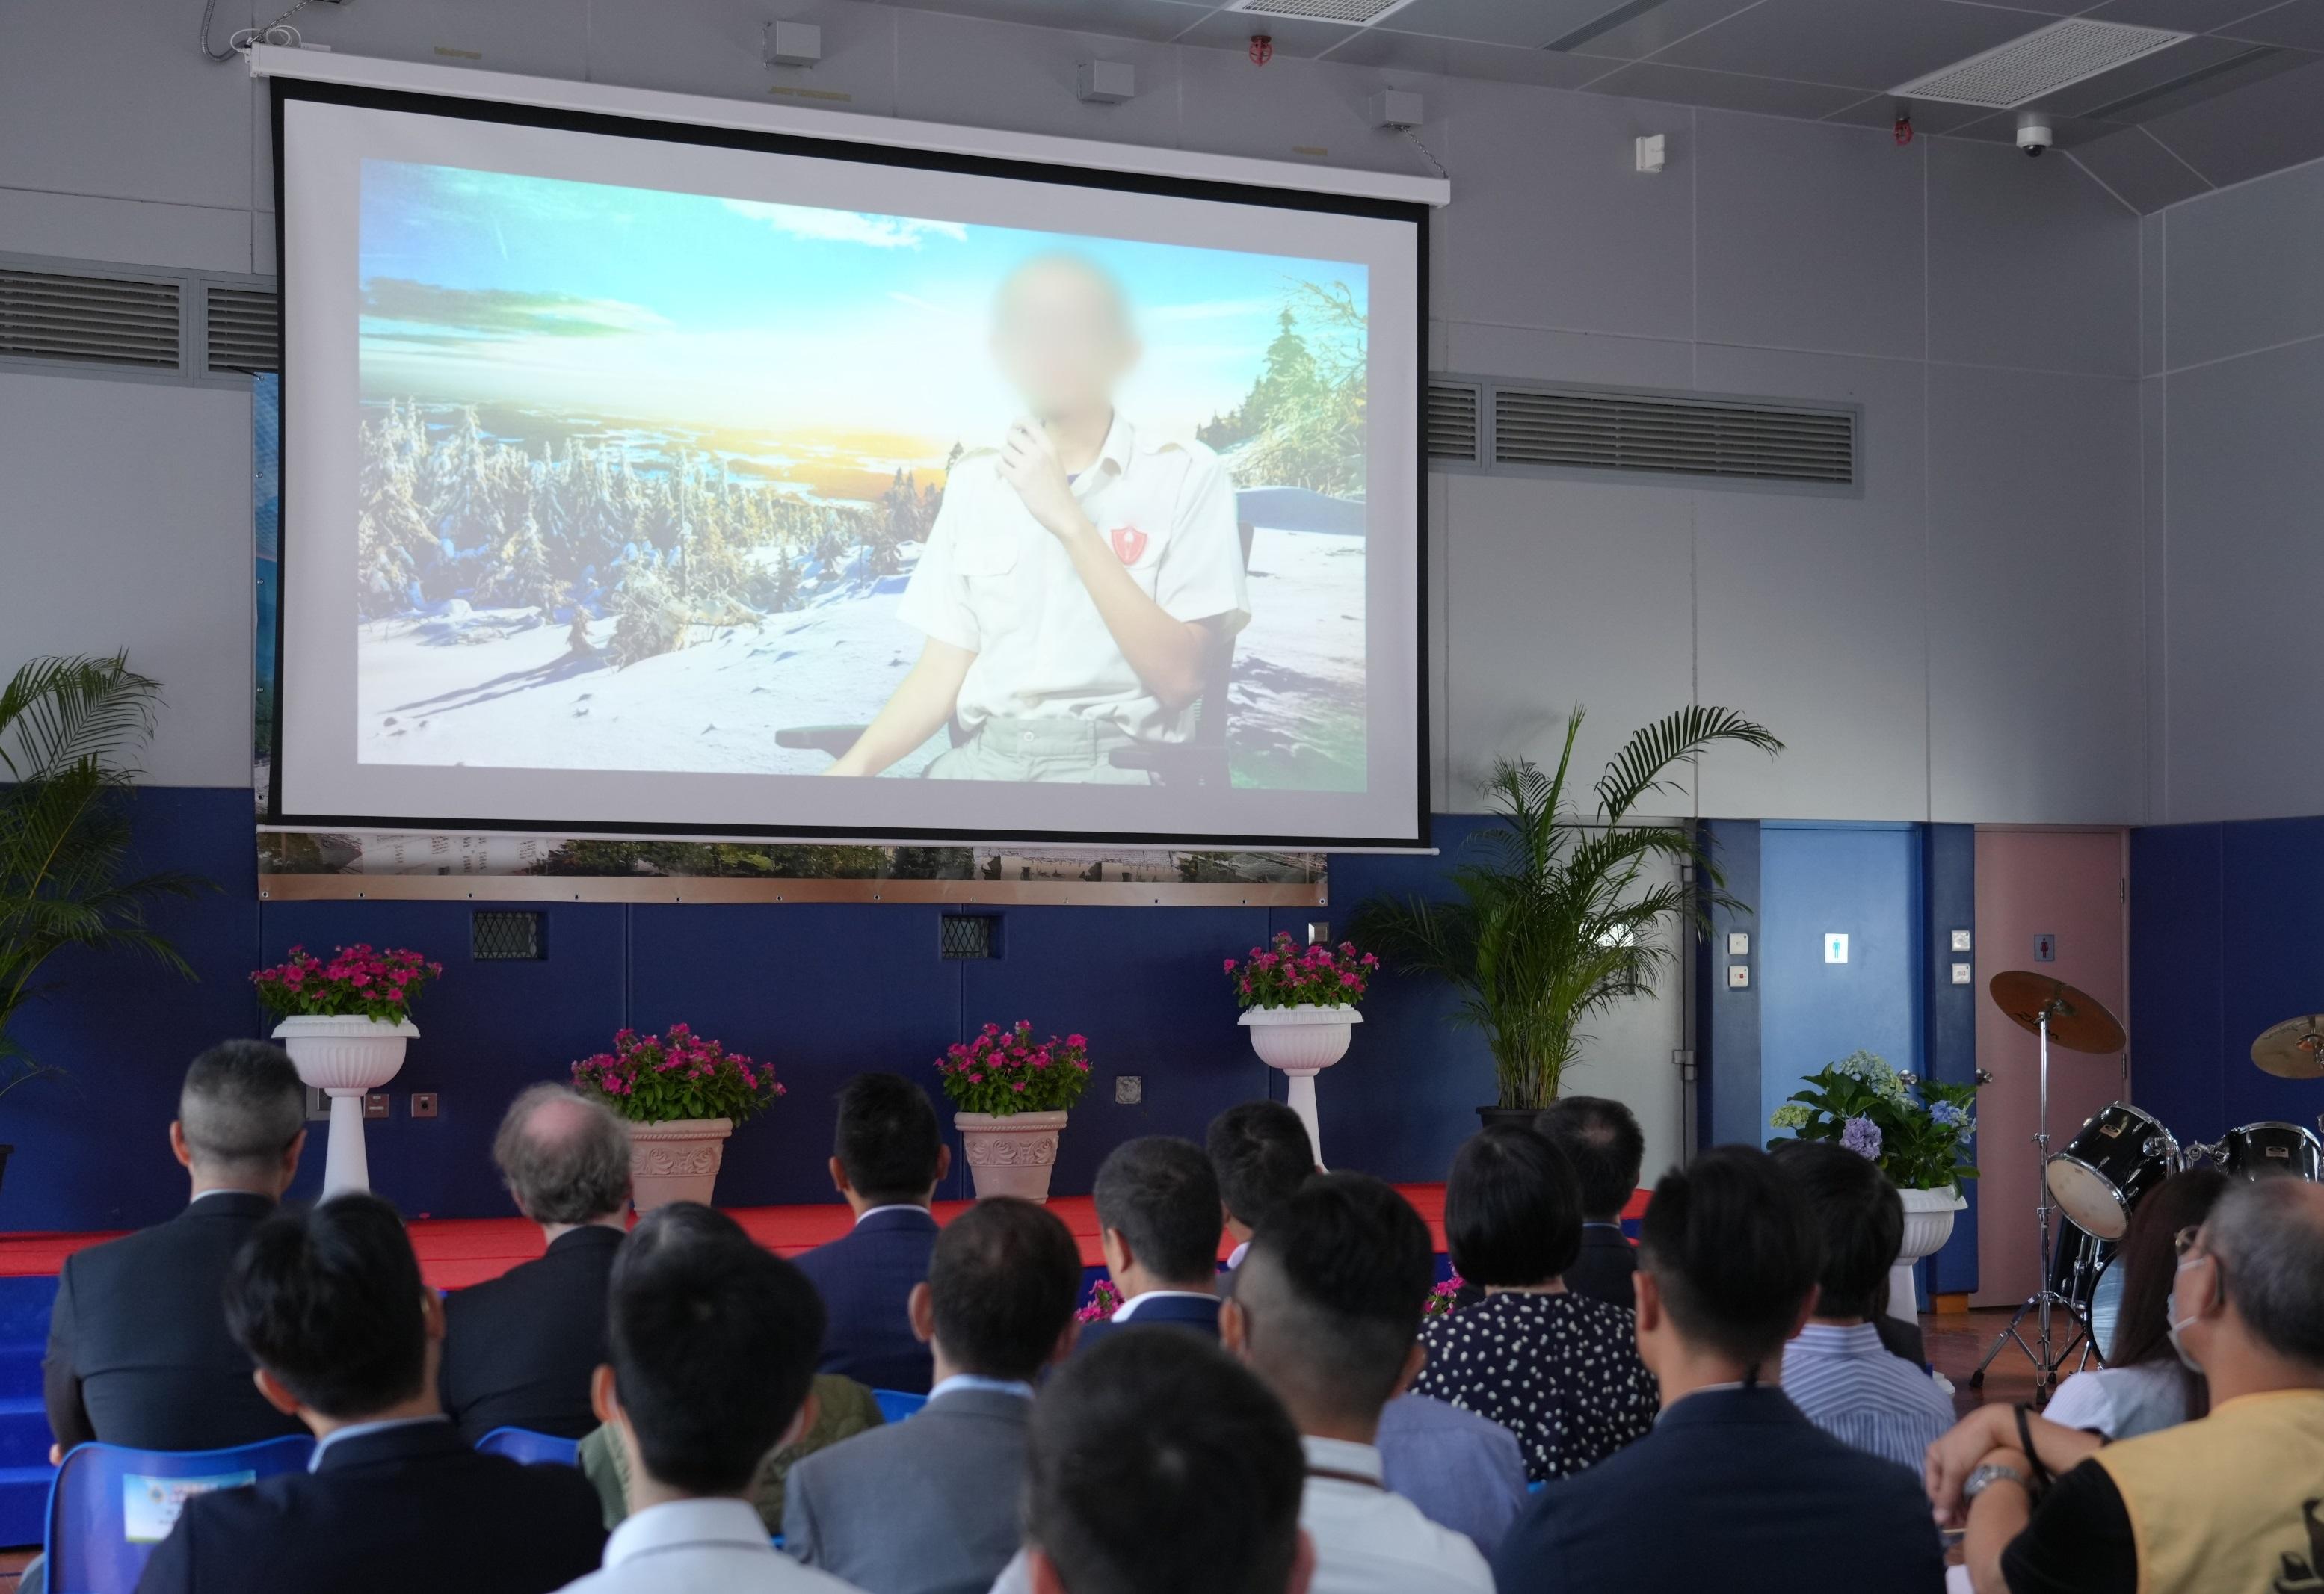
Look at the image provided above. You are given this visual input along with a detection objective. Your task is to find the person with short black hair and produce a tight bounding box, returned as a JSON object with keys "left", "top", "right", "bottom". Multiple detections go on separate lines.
{"left": 1413, "top": 1125, "right": 1657, "bottom": 1483}
{"left": 1929, "top": 1176, "right": 2324, "bottom": 1594}
{"left": 1491, "top": 1146, "right": 1944, "bottom": 1594}
{"left": 1207, "top": 1101, "right": 1316, "bottom": 1273}
{"left": 1023, "top": 1332, "right": 1313, "bottom": 1594}
{"left": 441, "top": 1084, "right": 634, "bottom": 1444}
{"left": 792, "top": 1074, "right": 953, "bottom": 1394}
{"left": 558, "top": 1203, "right": 854, "bottom": 1593}
{"left": 1075, "top": 1136, "right": 1222, "bottom": 1353}
{"left": 1533, "top": 1096, "right": 1644, "bottom": 1309}
{"left": 44, "top": 1039, "right": 309, "bottom": 1458}
{"left": 1771, "top": 1139, "right": 1955, "bottom": 1471}
{"left": 133, "top": 1193, "right": 605, "bottom": 1594}
{"left": 783, "top": 1199, "right": 1082, "bottom": 1593}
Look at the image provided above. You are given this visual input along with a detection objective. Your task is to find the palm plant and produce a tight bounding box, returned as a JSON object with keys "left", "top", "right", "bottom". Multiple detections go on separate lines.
{"left": 0, "top": 655, "right": 209, "bottom": 1099}
{"left": 1351, "top": 706, "right": 1781, "bottom": 1110}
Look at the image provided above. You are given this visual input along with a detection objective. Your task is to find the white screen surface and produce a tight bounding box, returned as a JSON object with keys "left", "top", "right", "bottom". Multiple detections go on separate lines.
{"left": 274, "top": 87, "right": 1425, "bottom": 846}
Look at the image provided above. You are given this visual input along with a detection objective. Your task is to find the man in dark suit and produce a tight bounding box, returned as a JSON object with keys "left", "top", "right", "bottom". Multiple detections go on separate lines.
{"left": 1073, "top": 1137, "right": 1222, "bottom": 1354}
{"left": 43, "top": 1040, "right": 311, "bottom": 1458}
{"left": 1534, "top": 1096, "right": 1642, "bottom": 1311}
{"left": 134, "top": 1192, "right": 605, "bottom": 1594}
{"left": 1490, "top": 1146, "right": 1944, "bottom": 1594}
{"left": 792, "top": 1073, "right": 952, "bottom": 1394}
{"left": 786, "top": 1197, "right": 1082, "bottom": 1593}
{"left": 440, "top": 1084, "right": 633, "bottom": 1443}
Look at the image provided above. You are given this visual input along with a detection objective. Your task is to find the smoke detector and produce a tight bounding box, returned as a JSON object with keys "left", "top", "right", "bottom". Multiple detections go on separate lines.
{"left": 1225, "top": 0, "right": 1424, "bottom": 24}
{"left": 1890, "top": 19, "right": 2191, "bottom": 108}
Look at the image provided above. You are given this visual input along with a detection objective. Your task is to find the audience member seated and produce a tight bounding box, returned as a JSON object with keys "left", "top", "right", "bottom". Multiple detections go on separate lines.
{"left": 1533, "top": 1096, "right": 1643, "bottom": 1310}
{"left": 1492, "top": 1146, "right": 1944, "bottom": 1594}
{"left": 1929, "top": 1176, "right": 2324, "bottom": 1594}
{"left": 441, "top": 1084, "right": 634, "bottom": 1444}
{"left": 135, "top": 1193, "right": 605, "bottom": 1594}
{"left": 1207, "top": 1100, "right": 1316, "bottom": 1276}
{"left": 558, "top": 1202, "right": 857, "bottom": 1593}
{"left": 1414, "top": 1125, "right": 1656, "bottom": 1482}
{"left": 44, "top": 1040, "right": 311, "bottom": 1459}
{"left": 2041, "top": 1167, "right": 2225, "bottom": 1441}
{"left": 1020, "top": 1332, "right": 1314, "bottom": 1594}
{"left": 578, "top": 1372, "right": 883, "bottom": 1535}
{"left": 1074, "top": 1137, "right": 1222, "bottom": 1351}
{"left": 793, "top": 1074, "right": 952, "bottom": 1394}
{"left": 786, "top": 1198, "right": 1082, "bottom": 1594}
{"left": 1373, "top": 1392, "right": 1527, "bottom": 1559}
{"left": 1772, "top": 1139, "right": 1955, "bottom": 1471}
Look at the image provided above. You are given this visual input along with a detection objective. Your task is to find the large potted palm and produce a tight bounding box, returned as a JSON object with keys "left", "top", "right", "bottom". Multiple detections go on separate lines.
{"left": 0, "top": 655, "right": 209, "bottom": 1174}
{"left": 1353, "top": 706, "right": 1780, "bottom": 1119}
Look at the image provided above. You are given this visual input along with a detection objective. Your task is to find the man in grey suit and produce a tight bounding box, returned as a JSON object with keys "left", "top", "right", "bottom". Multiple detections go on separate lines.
{"left": 782, "top": 1197, "right": 1082, "bottom": 1594}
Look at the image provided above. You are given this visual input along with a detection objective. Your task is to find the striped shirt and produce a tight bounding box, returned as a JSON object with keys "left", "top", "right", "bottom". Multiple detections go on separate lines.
{"left": 1778, "top": 1321, "right": 1955, "bottom": 1474}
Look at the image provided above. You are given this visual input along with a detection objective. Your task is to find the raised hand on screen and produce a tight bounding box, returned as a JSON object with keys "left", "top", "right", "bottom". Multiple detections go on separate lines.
{"left": 998, "top": 419, "right": 1089, "bottom": 543}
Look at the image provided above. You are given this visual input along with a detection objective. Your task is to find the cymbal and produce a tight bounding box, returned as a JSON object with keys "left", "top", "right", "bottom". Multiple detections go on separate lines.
{"left": 1988, "top": 971, "right": 2127, "bottom": 1055}
{"left": 2251, "top": 1016, "right": 2324, "bottom": 1080}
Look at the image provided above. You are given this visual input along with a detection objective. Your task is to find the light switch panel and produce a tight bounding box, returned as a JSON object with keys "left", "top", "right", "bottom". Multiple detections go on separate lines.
{"left": 1952, "top": 963, "right": 1973, "bottom": 986}
{"left": 1727, "top": 964, "right": 1751, "bottom": 990}
{"left": 1727, "top": 932, "right": 1750, "bottom": 956}
{"left": 1951, "top": 929, "right": 1972, "bottom": 953}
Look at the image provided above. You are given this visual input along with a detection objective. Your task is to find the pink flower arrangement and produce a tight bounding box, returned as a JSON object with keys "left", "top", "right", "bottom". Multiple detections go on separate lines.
{"left": 1076, "top": 1277, "right": 1125, "bottom": 1324}
{"left": 571, "top": 1024, "right": 784, "bottom": 1126}
{"left": 937, "top": 1022, "right": 1094, "bottom": 1116}
{"left": 251, "top": 944, "right": 441, "bottom": 1023}
{"left": 1423, "top": 1273, "right": 1467, "bottom": 1318}
{"left": 1225, "top": 932, "right": 1380, "bottom": 1011}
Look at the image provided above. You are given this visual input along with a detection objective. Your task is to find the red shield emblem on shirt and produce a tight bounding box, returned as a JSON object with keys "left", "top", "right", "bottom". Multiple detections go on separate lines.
{"left": 1109, "top": 525, "right": 1149, "bottom": 565}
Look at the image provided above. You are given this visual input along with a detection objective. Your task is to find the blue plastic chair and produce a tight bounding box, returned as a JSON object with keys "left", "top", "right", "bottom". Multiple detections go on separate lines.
{"left": 872, "top": 1389, "right": 927, "bottom": 1424}
{"left": 43, "top": 1434, "right": 314, "bottom": 1594}
{"left": 474, "top": 1427, "right": 581, "bottom": 1468}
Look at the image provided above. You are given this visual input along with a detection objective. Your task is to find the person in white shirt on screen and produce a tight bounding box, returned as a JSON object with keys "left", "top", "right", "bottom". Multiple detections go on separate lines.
{"left": 822, "top": 251, "right": 1249, "bottom": 784}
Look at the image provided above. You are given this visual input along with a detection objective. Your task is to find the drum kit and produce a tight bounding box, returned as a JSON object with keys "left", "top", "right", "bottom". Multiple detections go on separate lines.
{"left": 1969, "top": 979, "right": 2324, "bottom": 1399}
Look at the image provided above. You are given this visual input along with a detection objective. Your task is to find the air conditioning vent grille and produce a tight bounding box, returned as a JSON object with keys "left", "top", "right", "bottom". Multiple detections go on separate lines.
{"left": 0, "top": 268, "right": 182, "bottom": 370}
{"left": 1425, "top": 382, "right": 1481, "bottom": 463}
{"left": 1892, "top": 19, "right": 2191, "bottom": 108}
{"left": 206, "top": 285, "right": 280, "bottom": 374}
{"left": 1226, "top": 0, "right": 1420, "bottom": 23}
{"left": 1483, "top": 385, "right": 1855, "bottom": 487}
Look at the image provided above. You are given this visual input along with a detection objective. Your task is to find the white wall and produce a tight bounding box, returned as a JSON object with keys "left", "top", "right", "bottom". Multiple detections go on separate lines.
{"left": 0, "top": 0, "right": 2151, "bottom": 821}
{"left": 2142, "top": 156, "right": 2324, "bottom": 825}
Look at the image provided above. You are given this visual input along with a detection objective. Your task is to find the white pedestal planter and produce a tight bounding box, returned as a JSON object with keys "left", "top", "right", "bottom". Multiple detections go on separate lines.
{"left": 955, "top": 1110, "right": 1067, "bottom": 1203}
{"left": 1239, "top": 1005, "right": 1360, "bottom": 1169}
{"left": 1887, "top": 1184, "right": 1966, "bottom": 1325}
{"left": 272, "top": 1015, "right": 416, "bottom": 1198}
{"left": 629, "top": 1118, "right": 734, "bottom": 1214}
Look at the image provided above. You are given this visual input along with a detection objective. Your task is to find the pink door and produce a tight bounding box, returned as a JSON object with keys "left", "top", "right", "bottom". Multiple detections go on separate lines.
{"left": 1973, "top": 828, "right": 2130, "bottom": 1307}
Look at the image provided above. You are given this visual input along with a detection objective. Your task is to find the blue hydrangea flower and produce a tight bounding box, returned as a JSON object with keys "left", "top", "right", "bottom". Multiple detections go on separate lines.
{"left": 1840, "top": 1115, "right": 1884, "bottom": 1160}
{"left": 1930, "top": 1101, "right": 1970, "bottom": 1129}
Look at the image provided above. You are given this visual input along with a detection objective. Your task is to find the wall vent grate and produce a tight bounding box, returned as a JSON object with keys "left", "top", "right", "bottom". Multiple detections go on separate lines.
{"left": 1431, "top": 377, "right": 1858, "bottom": 489}
{"left": 1225, "top": 0, "right": 1422, "bottom": 24}
{"left": 471, "top": 909, "right": 546, "bottom": 960}
{"left": 204, "top": 285, "right": 280, "bottom": 374}
{"left": 1891, "top": 19, "right": 2191, "bottom": 108}
{"left": 0, "top": 267, "right": 182, "bottom": 370}
{"left": 939, "top": 915, "right": 999, "bottom": 960}
{"left": 1425, "top": 381, "right": 1482, "bottom": 463}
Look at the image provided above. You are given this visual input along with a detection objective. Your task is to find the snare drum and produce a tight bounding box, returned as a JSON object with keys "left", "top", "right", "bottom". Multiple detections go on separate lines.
{"left": 2047, "top": 1102, "right": 2180, "bottom": 1240}
{"left": 2217, "top": 1121, "right": 2324, "bottom": 1182}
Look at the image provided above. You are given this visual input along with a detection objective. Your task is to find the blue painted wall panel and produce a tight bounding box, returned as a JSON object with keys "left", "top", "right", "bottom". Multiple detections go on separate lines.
{"left": 2130, "top": 824, "right": 2225, "bottom": 1146}
{"left": 2215, "top": 817, "right": 2324, "bottom": 1137}
{"left": 1699, "top": 820, "right": 1763, "bottom": 1152}
{"left": 1922, "top": 824, "right": 1978, "bottom": 1295}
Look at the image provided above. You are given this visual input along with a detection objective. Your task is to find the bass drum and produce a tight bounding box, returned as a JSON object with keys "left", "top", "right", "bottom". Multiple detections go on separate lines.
{"left": 2217, "top": 1121, "right": 2324, "bottom": 1183}
{"left": 2086, "top": 1247, "right": 2127, "bottom": 1364}
{"left": 2047, "top": 1220, "right": 2115, "bottom": 1332}
{"left": 2046, "top": 1102, "right": 2180, "bottom": 1241}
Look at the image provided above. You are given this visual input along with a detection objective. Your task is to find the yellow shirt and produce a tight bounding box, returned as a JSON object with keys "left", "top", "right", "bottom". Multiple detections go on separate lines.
{"left": 2093, "top": 1387, "right": 2324, "bottom": 1594}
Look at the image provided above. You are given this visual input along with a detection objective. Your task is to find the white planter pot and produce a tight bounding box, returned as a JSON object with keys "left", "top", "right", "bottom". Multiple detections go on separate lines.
{"left": 629, "top": 1117, "right": 733, "bottom": 1214}
{"left": 1239, "top": 1004, "right": 1360, "bottom": 1169}
{"left": 272, "top": 1015, "right": 417, "bottom": 1198}
{"left": 1887, "top": 1184, "right": 1966, "bottom": 1324}
{"left": 956, "top": 1110, "right": 1067, "bottom": 1204}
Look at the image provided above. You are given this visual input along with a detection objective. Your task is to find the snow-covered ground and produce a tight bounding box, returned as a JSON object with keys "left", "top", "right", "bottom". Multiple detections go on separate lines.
{"left": 353, "top": 524, "right": 1366, "bottom": 788}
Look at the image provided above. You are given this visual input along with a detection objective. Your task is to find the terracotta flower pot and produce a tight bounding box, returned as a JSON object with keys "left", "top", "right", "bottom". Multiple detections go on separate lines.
{"left": 955, "top": 1110, "right": 1068, "bottom": 1203}
{"left": 629, "top": 1117, "right": 733, "bottom": 1214}
{"left": 1241, "top": 1004, "right": 1358, "bottom": 1168}
{"left": 273, "top": 1015, "right": 416, "bottom": 1197}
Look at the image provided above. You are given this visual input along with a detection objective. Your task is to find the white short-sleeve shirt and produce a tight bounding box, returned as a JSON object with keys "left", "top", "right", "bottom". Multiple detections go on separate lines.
{"left": 895, "top": 414, "right": 1249, "bottom": 745}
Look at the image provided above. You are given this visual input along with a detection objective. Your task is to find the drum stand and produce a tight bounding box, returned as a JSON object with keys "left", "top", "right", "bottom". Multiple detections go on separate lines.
{"left": 1970, "top": 1007, "right": 2086, "bottom": 1400}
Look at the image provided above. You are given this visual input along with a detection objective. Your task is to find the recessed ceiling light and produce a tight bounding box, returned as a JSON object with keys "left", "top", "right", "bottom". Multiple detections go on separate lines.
{"left": 1891, "top": 19, "right": 2192, "bottom": 109}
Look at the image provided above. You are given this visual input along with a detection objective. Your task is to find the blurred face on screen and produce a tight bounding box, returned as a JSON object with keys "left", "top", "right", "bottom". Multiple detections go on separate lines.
{"left": 991, "top": 254, "right": 1139, "bottom": 422}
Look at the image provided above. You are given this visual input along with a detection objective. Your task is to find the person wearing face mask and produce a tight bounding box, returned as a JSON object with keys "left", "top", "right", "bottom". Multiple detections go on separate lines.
{"left": 1925, "top": 1175, "right": 2324, "bottom": 1594}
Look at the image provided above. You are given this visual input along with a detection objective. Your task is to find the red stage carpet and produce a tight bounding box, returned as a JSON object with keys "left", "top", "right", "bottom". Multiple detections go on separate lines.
{"left": 0, "top": 1185, "right": 1455, "bottom": 1291}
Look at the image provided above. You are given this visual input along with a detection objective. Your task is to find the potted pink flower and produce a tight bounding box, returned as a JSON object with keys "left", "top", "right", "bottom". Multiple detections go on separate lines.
{"left": 572, "top": 1025, "right": 783, "bottom": 1212}
{"left": 936, "top": 1023, "right": 1093, "bottom": 1204}
{"left": 252, "top": 944, "right": 441, "bottom": 1196}
{"left": 1227, "top": 932, "right": 1378, "bottom": 1167}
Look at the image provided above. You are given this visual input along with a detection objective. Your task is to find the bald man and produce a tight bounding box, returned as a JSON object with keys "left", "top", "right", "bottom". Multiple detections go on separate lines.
{"left": 439, "top": 1084, "right": 633, "bottom": 1443}
{"left": 825, "top": 251, "right": 1250, "bottom": 783}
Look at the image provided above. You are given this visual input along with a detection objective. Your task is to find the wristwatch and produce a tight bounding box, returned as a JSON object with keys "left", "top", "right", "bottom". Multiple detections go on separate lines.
{"left": 1964, "top": 1462, "right": 2029, "bottom": 1502}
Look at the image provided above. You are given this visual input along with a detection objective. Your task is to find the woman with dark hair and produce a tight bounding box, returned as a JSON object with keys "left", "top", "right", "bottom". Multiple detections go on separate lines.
{"left": 1411, "top": 1125, "right": 1659, "bottom": 1482}
{"left": 2044, "top": 1167, "right": 2228, "bottom": 1440}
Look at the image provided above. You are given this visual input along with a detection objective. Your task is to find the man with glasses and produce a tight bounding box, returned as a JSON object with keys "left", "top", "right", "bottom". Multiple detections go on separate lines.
{"left": 1927, "top": 1177, "right": 2324, "bottom": 1594}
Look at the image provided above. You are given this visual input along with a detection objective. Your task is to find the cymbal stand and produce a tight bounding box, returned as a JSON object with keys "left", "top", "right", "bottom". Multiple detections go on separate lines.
{"left": 1970, "top": 1005, "right": 2084, "bottom": 1400}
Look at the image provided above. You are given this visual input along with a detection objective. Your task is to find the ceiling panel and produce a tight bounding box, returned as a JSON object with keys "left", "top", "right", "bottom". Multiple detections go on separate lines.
{"left": 1652, "top": 0, "right": 2059, "bottom": 90}
{"left": 1582, "top": 58, "right": 1870, "bottom": 116}
{"left": 2071, "top": 124, "right": 2215, "bottom": 210}
{"left": 1945, "top": 108, "right": 2123, "bottom": 146}
{"left": 878, "top": 0, "right": 1215, "bottom": 43}
{"left": 1822, "top": 93, "right": 2000, "bottom": 136}
{"left": 2139, "top": 51, "right": 2324, "bottom": 183}
{"left": 2079, "top": 0, "right": 2290, "bottom": 28}
{"left": 2032, "top": 31, "right": 2275, "bottom": 113}
{"left": 1378, "top": 0, "right": 1610, "bottom": 48}
{"left": 1323, "top": 27, "right": 1625, "bottom": 86}
{"left": 2221, "top": 0, "right": 2324, "bottom": 47}
{"left": 2065, "top": 42, "right": 2317, "bottom": 120}
{"left": 1168, "top": 8, "right": 1358, "bottom": 56}
{"left": 1545, "top": 0, "right": 1763, "bottom": 61}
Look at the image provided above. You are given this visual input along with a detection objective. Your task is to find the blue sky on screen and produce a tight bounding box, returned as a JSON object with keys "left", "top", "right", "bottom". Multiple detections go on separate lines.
{"left": 357, "top": 159, "right": 1366, "bottom": 460}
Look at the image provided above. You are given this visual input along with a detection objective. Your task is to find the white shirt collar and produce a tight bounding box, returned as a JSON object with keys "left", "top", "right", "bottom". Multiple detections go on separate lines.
{"left": 1111, "top": 1288, "right": 1218, "bottom": 1322}
{"left": 929, "top": 1374, "right": 1036, "bottom": 1403}
{"left": 603, "top": 1497, "right": 774, "bottom": 1567}
{"left": 188, "top": 1187, "right": 270, "bottom": 1204}
{"left": 1300, "top": 1434, "right": 1385, "bottom": 1485}
{"left": 306, "top": 1414, "right": 449, "bottom": 1471}
{"left": 853, "top": 1203, "right": 930, "bottom": 1226}
{"left": 1225, "top": 1241, "right": 1251, "bottom": 1270}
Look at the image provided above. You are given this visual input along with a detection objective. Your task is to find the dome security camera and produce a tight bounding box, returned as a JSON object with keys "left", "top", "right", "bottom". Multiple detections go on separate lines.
{"left": 2016, "top": 114, "right": 2053, "bottom": 158}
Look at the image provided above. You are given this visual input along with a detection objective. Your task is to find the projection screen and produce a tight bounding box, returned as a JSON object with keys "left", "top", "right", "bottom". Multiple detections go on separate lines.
{"left": 270, "top": 78, "right": 1427, "bottom": 848}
